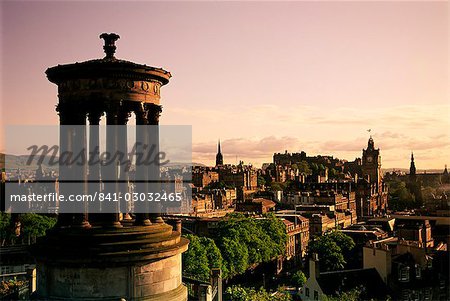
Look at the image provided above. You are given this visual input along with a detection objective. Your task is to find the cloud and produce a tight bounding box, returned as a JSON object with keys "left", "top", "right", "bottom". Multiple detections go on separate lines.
{"left": 166, "top": 104, "right": 449, "bottom": 130}
{"left": 168, "top": 103, "right": 449, "bottom": 168}
{"left": 193, "top": 136, "right": 302, "bottom": 159}
{"left": 192, "top": 132, "right": 450, "bottom": 168}
{"left": 373, "top": 131, "right": 407, "bottom": 139}
{"left": 319, "top": 138, "right": 367, "bottom": 152}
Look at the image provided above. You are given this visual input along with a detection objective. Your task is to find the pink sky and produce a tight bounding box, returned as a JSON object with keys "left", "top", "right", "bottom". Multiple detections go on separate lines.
{"left": 1, "top": 1, "right": 448, "bottom": 169}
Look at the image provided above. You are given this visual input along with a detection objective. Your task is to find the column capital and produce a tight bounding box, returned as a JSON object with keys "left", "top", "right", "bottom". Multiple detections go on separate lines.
{"left": 144, "top": 103, "right": 162, "bottom": 125}
{"left": 57, "top": 101, "right": 86, "bottom": 124}
{"left": 87, "top": 109, "right": 104, "bottom": 125}
{"left": 134, "top": 103, "right": 149, "bottom": 125}
{"left": 117, "top": 100, "right": 132, "bottom": 125}
{"left": 105, "top": 102, "right": 121, "bottom": 125}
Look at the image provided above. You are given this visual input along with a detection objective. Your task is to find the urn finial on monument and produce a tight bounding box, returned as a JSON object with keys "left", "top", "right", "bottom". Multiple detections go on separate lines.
{"left": 100, "top": 32, "right": 120, "bottom": 59}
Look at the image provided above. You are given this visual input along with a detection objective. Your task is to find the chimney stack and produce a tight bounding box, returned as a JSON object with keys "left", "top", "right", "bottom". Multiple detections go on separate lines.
{"left": 310, "top": 253, "right": 320, "bottom": 279}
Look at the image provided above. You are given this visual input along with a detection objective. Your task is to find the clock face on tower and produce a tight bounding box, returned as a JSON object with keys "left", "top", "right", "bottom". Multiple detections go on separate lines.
{"left": 367, "top": 156, "right": 373, "bottom": 163}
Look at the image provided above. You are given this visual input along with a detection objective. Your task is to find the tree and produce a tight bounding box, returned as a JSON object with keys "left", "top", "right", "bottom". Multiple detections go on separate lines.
{"left": 225, "top": 212, "right": 246, "bottom": 219}
{"left": 257, "top": 175, "right": 266, "bottom": 188}
{"left": 218, "top": 219, "right": 264, "bottom": 270}
{"left": 310, "top": 163, "right": 319, "bottom": 175}
{"left": 421, "top": 186, "right": 436, "bottom": 202}
{"left": 214, "top": 214, "right": 287, "bottom": 278}
{"left": 322, "top": 288, "right": 362, "bottom": 301}
{"left": 182, "top": 234, "right": 228, "bottom": 281}
{"left": 283, "top": 180, "right": 292, "bottom": 192}
{"left": 329, "top": 168, "right": 339, "bottom": 178}
{"left": 19, "top": 213, "right": 56, "bottom": 242}
{"left": 219, "top": 236, "right": 249, "bottom": 277}
{"left": 225, "top": 285, "right": 292, "bottom": 301}
{"left": 200, "top": 236, "right": 229, "bottom": 279}
{"left": 297, "top": 161, "right": 311, "bottom": 175}
{"left": 0, "top": 213, "right": 11, "bottom": 246}
{"left": 326, "top": 230, "right": 355, "bottom": 259}
{"left": 205, "top": 180, "right": 235, "bottom": 190}
{"left": 309, "top": 238, "right": 345, "bottom": 271}
{"left": 308, "top": 231, "right": 355, "bottom": 271}
{"left": 259, "top": 213, "right": 288, "bottom": 256}
{"left": 291, "top": 270, "right": 307, "bottom": 288}
{"left": 387, "top": 179, "right": 416, "bottom": 211}
{"left": 270, "top": 182, "right": 284, "bottom": 192}
{"left": 183, "top": 214, "right": 288, "bottom": 280}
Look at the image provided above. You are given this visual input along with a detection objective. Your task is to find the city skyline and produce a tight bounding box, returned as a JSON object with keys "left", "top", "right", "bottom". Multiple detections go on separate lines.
{"left": 1, "top": 1, "right": 448, "bottom": 169}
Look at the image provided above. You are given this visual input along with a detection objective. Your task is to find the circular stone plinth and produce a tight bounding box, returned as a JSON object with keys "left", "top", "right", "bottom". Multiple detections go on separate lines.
{"left": 33, "top": 224, "right": 189, "bottom": 301}
{"left": 33, "top": 224, "right": 188, "bottom": 265}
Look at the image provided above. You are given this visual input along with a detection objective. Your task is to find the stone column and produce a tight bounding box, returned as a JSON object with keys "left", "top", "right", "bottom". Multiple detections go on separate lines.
{"left": 134, "top": 104, "right": 151, "bottom": 226}
{"left": 71, "top": 109, "right": 90, "bottom": 228}
{"left": 55, "top": 102, "right": 71, "bottom": 228}
{"left": 56, "top": 102, "right": 89, "bottom": 228}
{"left": 87, "top": 108, "right": 103, "bottom": 224}
{"left": 117, "top": 101, "right": 131, "bottom": 217}
{"left": 102, "top": 103, "right": 122, "bottom": 228}
{"left": 146, "top": 103, "right": 164, "bottom": 223}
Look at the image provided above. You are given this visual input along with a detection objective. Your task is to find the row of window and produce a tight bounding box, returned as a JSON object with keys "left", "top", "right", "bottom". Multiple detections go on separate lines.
{"left": 398, "top": 264, "right": 424, "bottom": 282}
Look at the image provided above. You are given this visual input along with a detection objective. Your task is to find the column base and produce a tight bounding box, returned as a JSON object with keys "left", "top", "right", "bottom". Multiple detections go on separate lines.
{"left": 103, "top": 221, "right": 123, "bottom": 228}
{"left": 134, "top": 219, "right": 152, "bottom": 226}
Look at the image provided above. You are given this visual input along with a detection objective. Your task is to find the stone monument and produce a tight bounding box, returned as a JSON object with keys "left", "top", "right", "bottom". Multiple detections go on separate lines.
{"left": 32, "top": 33, "right": 189, "bottom": 301}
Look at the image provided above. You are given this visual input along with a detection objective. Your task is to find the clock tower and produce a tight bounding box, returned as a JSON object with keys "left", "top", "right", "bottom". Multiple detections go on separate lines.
{"left": 361, "top": 136, "right": 381, "bottom": 188}
{"left": 357, "top": 136, "right": 388, "bottom": 219}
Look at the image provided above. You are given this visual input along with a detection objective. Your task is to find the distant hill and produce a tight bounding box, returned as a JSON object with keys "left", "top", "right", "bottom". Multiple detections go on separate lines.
{"left": 0, "top": 153, "right": 59, "bottom": 171}
{"left": 0, "top": 153, "right": 441, "bottom": 174}
{"left": 382, "top": 168, "right": 446, "bottom": 175}
{"left": 165, "top": 162, "right": 205, "bottom": 168}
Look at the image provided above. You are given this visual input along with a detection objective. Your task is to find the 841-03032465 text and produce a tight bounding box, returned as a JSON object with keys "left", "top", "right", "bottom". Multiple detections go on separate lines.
{"left": 9, "top": 192, "right": 183, "bottom": 203}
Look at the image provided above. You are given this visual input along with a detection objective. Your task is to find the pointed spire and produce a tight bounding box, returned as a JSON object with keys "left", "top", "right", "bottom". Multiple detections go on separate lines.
{"left": 410, "top": 151, "right": 416, "bottom": 176}
{"left": 215, "top": 139, "right": 224, "bottom": 166}
{"left": 367, "top": 136, "right": 375, "bottom": 150}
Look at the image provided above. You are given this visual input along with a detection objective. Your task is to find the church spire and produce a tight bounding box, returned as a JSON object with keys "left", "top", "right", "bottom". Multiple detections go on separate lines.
{"left": 410, "top": 151, "right": 416, "bottom": 176}
{"left": 215, "top": 139, "right": 223, "bottom": 166}
{"left": 444, "top": 165, "right": 449, "bottom": 184}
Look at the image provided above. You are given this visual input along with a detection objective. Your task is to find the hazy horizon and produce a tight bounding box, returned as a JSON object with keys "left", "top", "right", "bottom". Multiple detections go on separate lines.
{"left": 0, "top": 150, "right": 447, "bottom": 173}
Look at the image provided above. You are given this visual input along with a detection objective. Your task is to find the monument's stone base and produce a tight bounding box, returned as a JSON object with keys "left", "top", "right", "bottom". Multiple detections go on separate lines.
{"left": 33, "top": 224, "right": 189, "bottom": 301}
